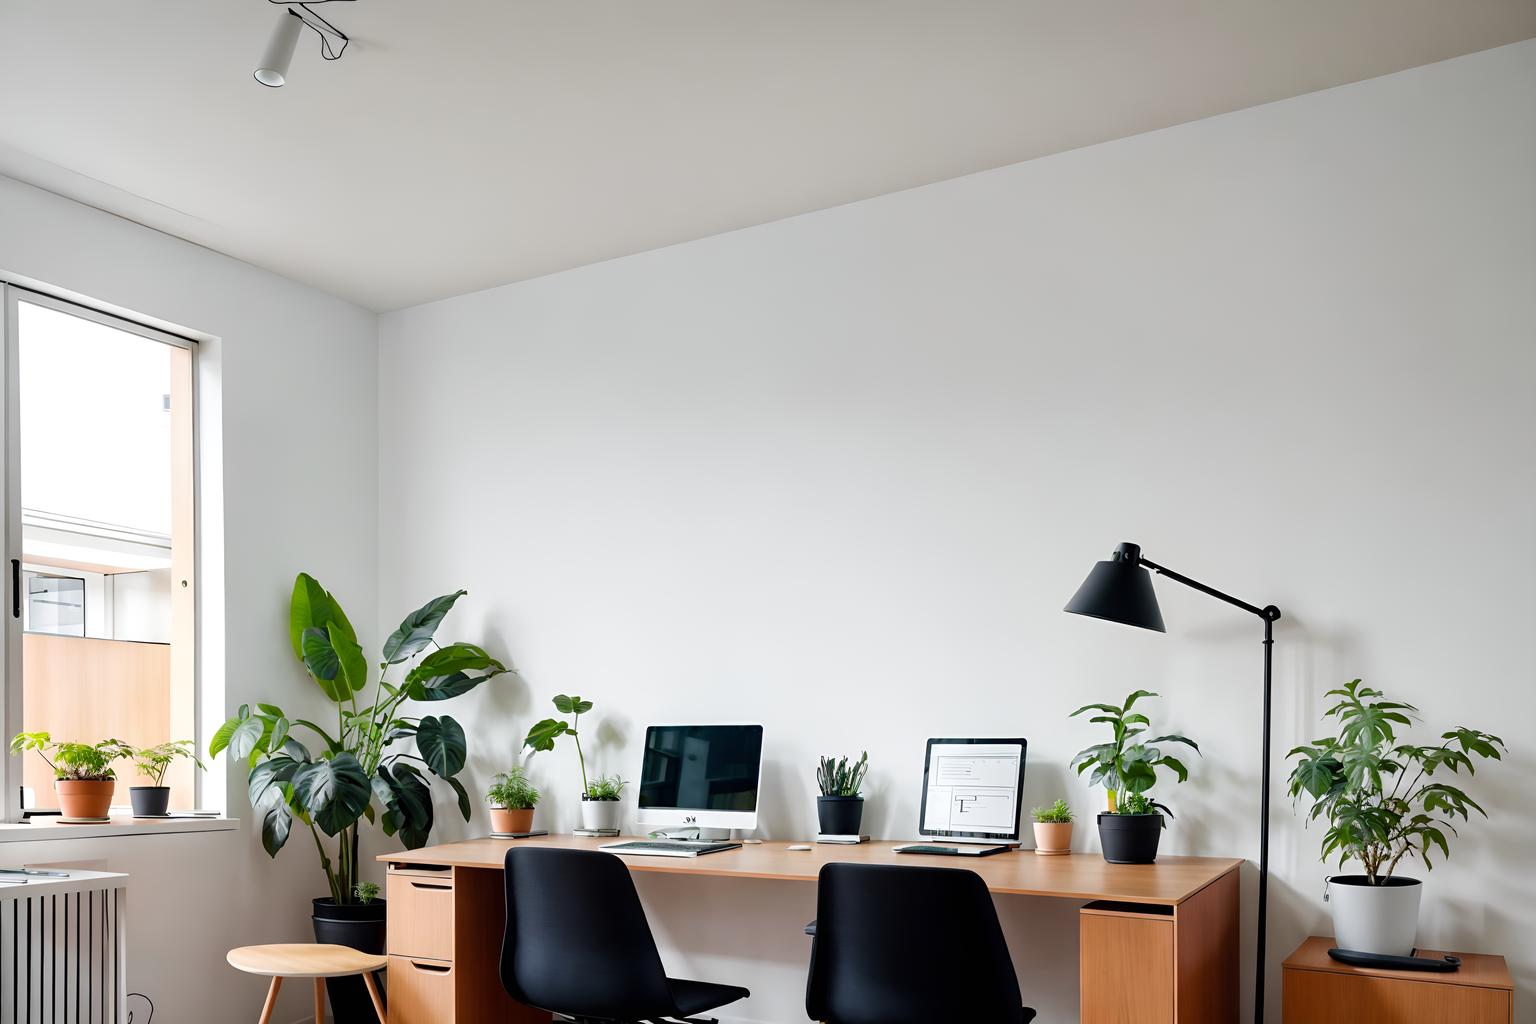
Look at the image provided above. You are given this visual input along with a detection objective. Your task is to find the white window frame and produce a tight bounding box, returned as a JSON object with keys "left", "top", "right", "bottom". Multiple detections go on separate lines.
{"left": 1, "top": 283, "right": 202, "bottom": 823}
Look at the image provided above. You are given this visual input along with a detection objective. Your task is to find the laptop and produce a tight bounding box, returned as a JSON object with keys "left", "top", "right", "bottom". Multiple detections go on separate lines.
{"left": 894, "top": 737, "right": 1027, "bottom": 858}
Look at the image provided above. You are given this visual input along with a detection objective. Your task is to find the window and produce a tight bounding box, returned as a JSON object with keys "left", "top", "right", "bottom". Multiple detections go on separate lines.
{"left": 2, "top": 286, "right": 198, "bottom": 820}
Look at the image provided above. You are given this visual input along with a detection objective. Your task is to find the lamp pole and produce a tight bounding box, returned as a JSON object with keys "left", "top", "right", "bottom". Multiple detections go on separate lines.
{"left": 1067, "top": 544, "right": 1279, "bottom": 1024}
{"left": 1142, "top": 556, "right": 1279, "bottom": 1024}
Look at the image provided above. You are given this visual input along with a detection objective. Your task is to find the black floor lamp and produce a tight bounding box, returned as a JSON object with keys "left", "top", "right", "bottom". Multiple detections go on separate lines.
{"left": 1064, "top": 541, "right": 1280, "bottom": 1024}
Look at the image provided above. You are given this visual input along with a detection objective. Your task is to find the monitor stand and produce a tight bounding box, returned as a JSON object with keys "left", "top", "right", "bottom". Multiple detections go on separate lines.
{"left": 654, "top": 826, "right": 732, "bottom": 842}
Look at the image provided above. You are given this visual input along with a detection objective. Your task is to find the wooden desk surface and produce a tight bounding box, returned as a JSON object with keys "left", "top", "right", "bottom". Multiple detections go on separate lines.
{"left": 379, "top": 835, "right": 1240, "bottom": 905}
{"left": 1283, "top": 936, "right": 1513, "bottom": 991}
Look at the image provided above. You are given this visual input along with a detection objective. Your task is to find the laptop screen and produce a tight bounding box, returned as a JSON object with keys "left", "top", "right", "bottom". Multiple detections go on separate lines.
{"left": 918, "top": 738, "right": 1027, "bottom": 842}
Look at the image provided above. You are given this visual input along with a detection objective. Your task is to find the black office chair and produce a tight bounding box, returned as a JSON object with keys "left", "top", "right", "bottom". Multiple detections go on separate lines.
{"left": 805, "top": 862, "right": 1036, "bottom": 1024}
{"left": 500, "top": 846, "right": 751, "bottom": 1023}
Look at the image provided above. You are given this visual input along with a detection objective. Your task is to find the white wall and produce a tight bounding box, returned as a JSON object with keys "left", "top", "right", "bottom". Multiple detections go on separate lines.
{"left": 379, "top": 41, "right": 1536, "bottom": 1024}
{"left": 0, "top": 175, "right": 379, "bottom": 1024}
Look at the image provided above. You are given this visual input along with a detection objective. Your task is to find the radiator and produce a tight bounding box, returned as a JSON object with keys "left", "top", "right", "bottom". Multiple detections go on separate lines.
{"left": 0, "top": 869, "right": 128, "bottom": 1024}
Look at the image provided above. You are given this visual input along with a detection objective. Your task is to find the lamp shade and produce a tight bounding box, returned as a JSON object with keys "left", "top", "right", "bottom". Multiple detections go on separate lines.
{"left": 1064, "top": 542, "right": 1165, "bottom": 632}
{"left": 255, "top": 9, "right": 303, "bottom": 87}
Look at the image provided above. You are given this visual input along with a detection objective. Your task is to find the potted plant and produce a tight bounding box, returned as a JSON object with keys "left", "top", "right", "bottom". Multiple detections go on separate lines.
{"left": 583, "top": 774, "right": 626, "bottom": 831}
{"left": 209, "top": 573, "right": 508, "bottom": 1023}
{"left": 816, "top": 752, "right": 868, "bottom": 835}
{"left": 122, "top": 739, "right": 203, "bottom": 817}
{"left": 1070, "top": 690, "right": 1198, "bottom": 864}
{"left": 1031, "top": 799, "right": 1074, "bottom": 855}
{"left": 8, "top": 733, "right": 124, "bottom": 819}
{"left": 1287, "top": 679, "right": 1504, "bottom": 955}
{"left": 487, "top": 765, "right": 540, "bottom": 834}
{"left": 525, "top": 695, "right": 626, "bottom": 831}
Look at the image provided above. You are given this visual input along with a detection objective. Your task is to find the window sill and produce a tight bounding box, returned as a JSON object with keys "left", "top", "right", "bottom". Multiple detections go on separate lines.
{"left": 0, "top": 815, "right": 239, "bottom": 843}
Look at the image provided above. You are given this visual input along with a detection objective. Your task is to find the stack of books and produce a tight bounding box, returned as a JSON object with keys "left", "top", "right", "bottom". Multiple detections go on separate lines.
{"left": 815, "top": 834, "right": 870, "bottom": 844}
{"left": 573, "top": 827, "right": 621, "bottom": 838}
{"left": 490, "top": 829, "right": 549, "bottom": 839}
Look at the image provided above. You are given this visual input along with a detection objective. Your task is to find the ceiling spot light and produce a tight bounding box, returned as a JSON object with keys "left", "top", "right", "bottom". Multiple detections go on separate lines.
{"left": 254, "top": 2, "right": 352, "bottom": 88}
{"left": 254, "top": 9, "right": 303, "bottom": 87}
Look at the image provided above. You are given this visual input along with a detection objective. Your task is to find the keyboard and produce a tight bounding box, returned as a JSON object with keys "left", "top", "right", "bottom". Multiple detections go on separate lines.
{"left": 894, "top": 844, "right": 1011, "bottom": 857}
{"left": 599, "top": 840, "right": 742, "bottom": 858}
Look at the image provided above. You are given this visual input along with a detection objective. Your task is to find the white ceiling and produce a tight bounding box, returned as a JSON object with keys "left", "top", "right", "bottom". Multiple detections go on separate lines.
{"left": 2, "top": 2, "right": 1532, "bottom": 312}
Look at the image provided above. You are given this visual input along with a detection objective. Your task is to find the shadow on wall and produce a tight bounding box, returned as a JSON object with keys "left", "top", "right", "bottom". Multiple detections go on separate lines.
{"left": 755, "top": 758, "right": 799, "bottom": 839}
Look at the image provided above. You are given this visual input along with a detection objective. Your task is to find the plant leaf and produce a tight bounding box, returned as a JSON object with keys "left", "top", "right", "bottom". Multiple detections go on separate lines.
{"left": 524, "top": 718, "right": 569, "bottom": 752}
{"left": 261, "top": 802, "right": 293, "bottom": 857}
{"left": 292, "top": 754, "right": 371, "bottom": 836}
{"left": 382, "top": 590, "right": 468, "bottom": 664}
{"left": 227, "top": 717, "right": 265, "bottom": 761}
{"left": 417, "top": 715, "right": 467, "bottom": 777}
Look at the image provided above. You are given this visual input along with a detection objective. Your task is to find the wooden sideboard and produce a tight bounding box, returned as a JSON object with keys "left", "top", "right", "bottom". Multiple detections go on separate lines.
{"left": 1283, "top": 936, "right": 1513, "bottom": 1023}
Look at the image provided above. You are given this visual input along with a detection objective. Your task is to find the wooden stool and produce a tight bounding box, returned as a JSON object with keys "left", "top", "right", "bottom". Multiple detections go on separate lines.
{"left": 228, "top": 943, "right": 387, "bottom": 1024}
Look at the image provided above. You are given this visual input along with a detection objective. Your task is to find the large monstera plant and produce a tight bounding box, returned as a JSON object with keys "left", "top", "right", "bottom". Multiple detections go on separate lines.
{"left": 211, "top": 573, "right": 507, "bottom": 904}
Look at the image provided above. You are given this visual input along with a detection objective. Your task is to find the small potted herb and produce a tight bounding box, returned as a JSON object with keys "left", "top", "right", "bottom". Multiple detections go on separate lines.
{"left": 123, "top": 739, "right": 204, "bottom": 817}
{"left": 582, "top": 773, "right": 626, "bottom": 830}
{"left": 1070, "top": 690, "right": 1198, "bottom": 864}
{"left": 525, "top": 695, "right": 625, "bottom": 831}
{"left": 486, "top": 765, "right": 540, "bottom": 834}
{"left": 816, "top": 752, "right": 868, "bottom": 835}
{"left": 1030, "top": 799, "right": 1074, "bottom": 855}
{"left": 9, "top": 733, "right": 125, "bottom": 819}
{"left": 1287, "top": 679, "right": 1503, "bottom": 955}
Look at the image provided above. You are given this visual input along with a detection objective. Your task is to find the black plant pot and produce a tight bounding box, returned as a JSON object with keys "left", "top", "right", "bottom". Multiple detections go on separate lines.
{"left": 128, "top": 786, "right": 170, "bottom": 817}
{"left": 1097, "top": 812, "right": 1163, "bottom": 864}
{"left": 312, "top": 898, "right": 387, "bottom": 1023}
{"left": 817, "top": 796, "right": 864, "bottom": 835}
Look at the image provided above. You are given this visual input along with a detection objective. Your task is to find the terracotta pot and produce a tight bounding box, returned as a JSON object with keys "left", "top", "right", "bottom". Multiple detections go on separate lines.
{"left": 490, "top": 806, "right": 535, "bottom": 834}
{"left": 56, "top": 779, "right": 115, "bottom": 819}
{"left": 1033, "top": 820, "right": 1073, "bottom": 855}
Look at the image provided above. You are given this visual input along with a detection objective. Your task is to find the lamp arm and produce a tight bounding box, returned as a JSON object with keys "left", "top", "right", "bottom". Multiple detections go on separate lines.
{"left": 1138, "top": 556, "right": 1279, "bottom": 622}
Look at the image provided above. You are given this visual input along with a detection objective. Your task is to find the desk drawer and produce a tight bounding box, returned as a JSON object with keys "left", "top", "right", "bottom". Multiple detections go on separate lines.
{"left": 388, "top": 955, "right": 455, "bottom": 1024}
{"left": 388, "top": 872, "right": 455, "bottom": 960}
{"left": 1283, "top": 968, "right": 1512, "bottom": 1023}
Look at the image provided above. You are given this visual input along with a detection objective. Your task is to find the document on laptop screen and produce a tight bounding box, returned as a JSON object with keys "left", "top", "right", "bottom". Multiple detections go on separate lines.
{"left": 920, "top": 741, "right": 1024, "bottom": 838}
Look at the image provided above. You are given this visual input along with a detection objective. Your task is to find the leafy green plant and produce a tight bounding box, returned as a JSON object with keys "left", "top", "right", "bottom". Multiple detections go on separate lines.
{"left": 1070, "top": 690, "right": 1199, "bottom": 818}
{"left": 585, "top": 773, "right": 625, "bottom": 801}
{"left": 124, "top": 740, "right": 204, "bottom": 787}
{"left": 486, "top": 765, "right": 540, "bottom": 809}
{"left": 1032, "top": 798, "right": 1074, "bottom": 824}
{"left": 1119, "top": 792, "right": 1154, "bottom": 815}
{"left": 525, "top": 695, "right": 613, "bottom": 798}
{"left": 9, "top": 733, "right": 124, "bottom": 781}
{"left": 816, "top": 752, "right": 869, "bottom": 797}
{"left": 1287, "top": 679, "right": 1504, "bottom": 884}
{"left": 209, "top": 573, "right": 508, "bottom": 905}
{"left": 353, "top": 881, "right": 380, "bottom": 905}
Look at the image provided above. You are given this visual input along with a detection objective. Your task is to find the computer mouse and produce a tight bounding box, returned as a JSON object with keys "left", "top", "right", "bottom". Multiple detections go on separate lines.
{"left": 787, "top": 844, "right": 813, "bottom": 851}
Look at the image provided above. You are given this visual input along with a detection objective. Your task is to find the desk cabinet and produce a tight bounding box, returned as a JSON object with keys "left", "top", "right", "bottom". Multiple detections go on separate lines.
{"left": 1282, "top": 936, "right": 1513, "bottom": 1024}
{"left": 384, "top": 864, "right": 550, "bottom": 1024}
{"left": 1079, "top": 868, "right": 1237, "bottom": 1024}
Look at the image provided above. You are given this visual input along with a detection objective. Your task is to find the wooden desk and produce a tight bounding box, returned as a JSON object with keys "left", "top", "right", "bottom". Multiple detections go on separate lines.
{"left": 1283, "top": 936, "right": 1514, "bottom": 1023}
{"left": 379, "top": 835, "right": 1242, "bottom": 1024}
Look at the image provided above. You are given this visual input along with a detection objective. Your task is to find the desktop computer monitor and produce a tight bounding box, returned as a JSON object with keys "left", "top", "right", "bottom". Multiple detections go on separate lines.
{"left": 636, "top": 724, "right": 764, "bottom": 832}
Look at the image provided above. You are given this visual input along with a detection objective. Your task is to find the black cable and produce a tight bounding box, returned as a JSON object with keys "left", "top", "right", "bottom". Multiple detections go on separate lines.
{"left": 266, "top": 0, "right": 354, "bottom": 62}
{"left": 126, "top": 993, "right": 154, "bottom": 1024}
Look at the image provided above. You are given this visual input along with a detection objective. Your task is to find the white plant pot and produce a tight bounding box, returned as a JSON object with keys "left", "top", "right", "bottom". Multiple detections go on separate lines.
{"left": 1328, "top": 874, "right": 1422, "bottom": 956}
{"left": 580, "top": 797, "right": 622, "bottom": 831}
